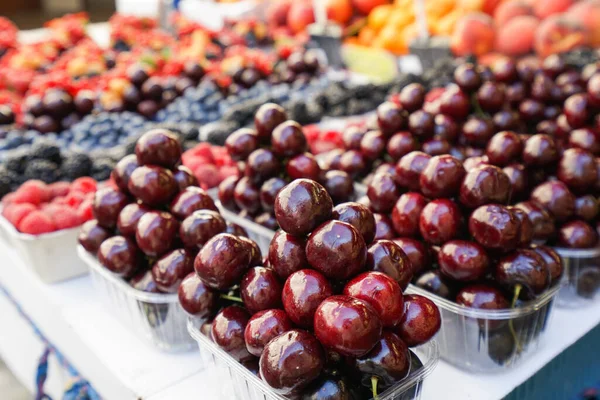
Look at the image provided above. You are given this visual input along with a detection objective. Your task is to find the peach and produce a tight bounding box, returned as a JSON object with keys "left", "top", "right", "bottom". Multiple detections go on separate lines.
{"left": 534, "top": 15, "right": 588, "bottom": 57}
{"left": 533, "top": 0, "right": 573, "bottom": 20}
{"left": 495, "top": 15, "right": 539, "bottom": 56}
{"left": 494, "top": 1, "right": 533, "bottom": 27}
{"left": 352, "top": 0, "right": 391, "bottom": 15}
{"left": 451, "top": 13, "right": 496, "bottom": 57}
{"left": 267, "top": 0, "right": 292, "bottom": 27}
{"left": 567, "top": 0, "right": 600, "bottom": 46}
{"left": 327, "top": 0, "right": 354, "bottom": 24}
{"left": 287, "top": 2, "right": 315, "bottom": 34}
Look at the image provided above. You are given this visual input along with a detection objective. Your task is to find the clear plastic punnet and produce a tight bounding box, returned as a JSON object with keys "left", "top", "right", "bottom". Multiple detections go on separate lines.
{"left": 554, "top": 246, "right": 600, "bottom": 307}
{"left": 406, "top": 284, "right": 560, "bottom": 373}
{"left": 187, "top": 319, "right": 439, "bottom": 400}
{"left": 78, "top": 246, "right": 195, "bottom": 352}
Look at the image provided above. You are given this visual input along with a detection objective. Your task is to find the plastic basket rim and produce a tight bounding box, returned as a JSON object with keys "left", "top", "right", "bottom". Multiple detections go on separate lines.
{"left": 406, "top": 282, "right": 560, "bottom": 320}
{"left": 186, "top": 318, "right": 439, "bottom": 400}
{"left": 552, "top": 246, "right": 600, "bottom": 259}
{"left": 0, "top": 211, "right": 81, "bottom": 241}
{"left": 77, "top": 245, "right": 179, "bottom": 304}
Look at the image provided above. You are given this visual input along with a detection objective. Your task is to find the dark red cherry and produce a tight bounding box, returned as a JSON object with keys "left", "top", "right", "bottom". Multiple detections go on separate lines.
{"left": 78, "top": 220, "right": 111, "bottom": 253}
{"left": 259, "top": 330, "right": 324, "bottom": 395}
{"left": 396, "top": 294, "right": 441, "bottom": 347}
{"left": 170, "top": 187, "right": 217, "bottom": 219}
{"left": 493, "top": 110, "right": 519, "bottom": 132}
{"left": 322, "top": 170, "right": 353, "bottom": 204}
{"left": 510, "top": 207, "right": 533, "bottom": 247}
{"left": 454, "top": 63, "right": 482, "bottom": 92}
{"left": 477, "top": 82, "right": 505, "bottom": 112}
{"left": 557, "top": 148, "right": 597, "bottom": 193}
{"left": 377, "top": 102, "right": 406, "bottom": 136}
{"left": 173, "top": 166, "right": 198, "bottom": 191}
{"left": 575, "top": 195, "right": 599, "bottom": 221}
{"left": 128, "top": 166, "right": 178, "bottom": 207}
{"left": 564, "top": 93, "right": 589, "bottom": 128}
{"left": 506, "top": 81, "right": 527, "bottom": 105}
{"left": 226, "top": 128, "right": 259, "bottom": 161}
{"left": 492, "top": 58, "right": 517, "bottom": 82}
{"left": 495, "top": 249, "right": 550, "bottom": 299}
{"left": 419, "top": 155, "right": 465, "bottom": 199}
{"left": 93, "top": 188, "right": 130, "bottom": 229}
{"left": 97, "top": 236, "right": 141, "bottom": 277}
{"left": 212, "top": 306, "right": 252, "bottom": 362}
{"left": 503, "top": 164, "right": 528, "bottom": 200}
{"left": 569, "top": 128, "right": 600, "bottom": 155}
{"left": 343, "top": 126, "right": 365, "bottom": 150}
{"left": 559, "top": 220, "right": 598, "bottom": 249}
{"left": 464, "top": 156, "right": 489, "bottom": 171}
{"left": 414, "top": 270, "right": 453, "bottom": 299}
{"left": 268, "top": 230, "right": 308, "bottom": 279}
{"left": 374, "top": 214, "right": 396, "bottom": 240}
{"left": 344, "top": 272, "right": 404, "bottom": 328}
{"left": 234, "top": 177, "right": 261, "bottom": 213}
{"left": 239, "top": 236, "right": 262, "bottom": 267}
{"left": 333, "top": 202, "right": 376, "bottom": 244}
{"left": 354, "top": 331, "right": 410, "bottom": 388}
{"left": 393, "top": 238, "right": 430, "bottom": 276}
{"left": 246, "top": 149, "right": 280, "bottom": 185}
{"left": 519, "top": 99, "right": 545, "bottom": 121}
{"left": 244, "top": 309, "right": 293, "bottom": 357}
{"left": 272, "top": 120, "right": 307, "bottom": 157}
{"left": 514, "top": 201, "right": 556, "bottom": 242}
{"left": 218, "top": 176, "right": 239, "bottom": 211}
{"left": 258, "top": 177, "right": 286, "bottom": 212}
{"left": 459, "top": 165, "right": 511, "bottom": 209}
{"left": 468, "top": 204, "right": 519, "bottom": 251}
{"left": 254, "top": 103, "right": 287, "bottom": 142}
{"left": 438, "top": 240, "right": 489, "bottom": 282}
{"left": 399, "top": 83, "right": 426, "bottom": 112}
{"left": 194, "top": 233, "right": 251, "bottom": 290}
{"left": 282, "top": 269, "right": 333, "bottom": 328}
{"left": 395, "top": 151, "right": 431, "bottom": 190}
{"left": 391, "top": 192, "right": 427, "bottom": 237}
{"left": 314, "top": 295, "right": 382, "bottom": 357}
{"left": 367, "top": 173, "right": 399, "bottom": 213}
{"left": 130, "top": 270, "right": 160, "bottom": 293}
{"left": 422, "top": 138, "right": 451, "bottom": 156}
{"left": 287, "top": 153, "right": 321, "bottom": 181}
{"left": 522, "top": 134, "right": 558, "bottom": 167}
{"left": 135, "top": 129, "right": 181, "bottom": 168}
{"left": 360, "top": 130, "right": 386, "bottom": 161}
{"left": 135, "top": 211, "right": 179, "bottom": 257}
{"left": 179, "top": 210, "right": 226, "bottom": 249}
{"left": 486, "top": 131, "right": 522, "bottom": 167}
{"left": 456, "top": 284, "right": 509, "bottom": 309}
{"left": 419, "top": 199, "right": 461, "bottom": 245}
{"left": 151, "top": 248, "right": 194, "bottom": 293}
{"left": 408, "top": 110, "right": 435, "bottom": 140}
{"left": 178, "top": 272, "right": 216, "bottom": 317}
{"left": 274, "top": 179, "right": 333, "bottom": 237}
{"left": 532, "top": 246, "right": 563, "bottom": 285}
{"left": 112, "top": 154, "right": 139, "bottom": 193}
{"left": 301, "top": 375, "right": 361, "bottom": 400}
{"left": 439, "top": 86, "right": 470, "bottom": 119}
{"left": 338, "top": 150, "right": 367, "bottom": 178}
{"left": 434, "top": 114, "right": 459, "bottom": 143}
{"left": 306, "top": 220, "right": 367, "bottom": 280}
{"left": 531, "top": 181, "right": 575, "bottom": 222}
{"left": 367, "top": 240, "right": 413, "bottom": 290}
{"left": 462, "top": 117, "right": 494, "bottom": 147}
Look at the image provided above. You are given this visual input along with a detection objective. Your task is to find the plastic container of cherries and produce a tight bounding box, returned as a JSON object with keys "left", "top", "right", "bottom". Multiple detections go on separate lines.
{"left": 553, "top": 247, "right": 600, "bottom": 307}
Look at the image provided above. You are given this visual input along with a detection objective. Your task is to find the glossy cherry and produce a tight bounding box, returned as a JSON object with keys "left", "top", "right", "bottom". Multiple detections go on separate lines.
{"left": 234, "top": 176, "right": 261, "bottom": 213}
{"left": 354, "top": 331, "right": 410, "bottom": 388}
{"left": 367, "top": 173, "right": 400, "bottom": 214}
{"left": 78, "top": 220, "right": 111, "bottom": 253}
{"left": 399, "top": 83, "right": 426, "bottom": 112}
{"left": 151, "top": 249, "right": 194, "bottom": 293}
{"left": 419, "top": 155, "right": 465, "bottom": 199}
{"left": 414, "top": 270, "right": 453, "bottom": 299}
{"left": 282, "top": 269, "right": 332, "bottom": 328}
{"left": 194, "top": 233, "right": 251, "bottom": 290}
{"left": 212, "top": 306, "right": 252, "bottom": 362}
{"left": 396, "top": 294, "right": 441, "bottom": 347}
{"left": 575, "top": 195, "right": 599, "bottom": 221}
{"left": 456, "top": 285, "right": 509, "bottom": 309}
{"left": 170, "top": 187, "right": 217, "bottom": 219}
{"left": 332, "top": 202, "right": 376, "bottom": 244}
{"left": 393, "top": 238, "right": 430, "bottom": 276}
{"left": 387, "top": 131, "right": 419, "bottom": 161}
{"left": 135, "top": 211, "right": 179, "bottom": 257}
{"left": 559, "top": 220, "right": 598, "bottom": 249}
{"left": 419, "top": 199, "right": 461, "bottom": 245}
{"left": 272, "top": 120, "right": 307, "bottom": 157}
{"left": 173, "top": 166, "right": 198, "bottom": 191}
{"left": 469, "top": 204, "right": 519, "bottom": 251}
{"left": 377, "top": 102, "right": 406, "bottom": 136}
{"left": 128, "top": 166, "right": 178, "bottom": 207}
{"left": 514, "top": 201, "right": 556, "bottom": 242}
{"left": 485, "top": 131, "right": 522, "bottom": 166}
{"left": 268, "top": 230, "right": 309, "bottom": 279}
{"left": 226, "top": 128, "right": 259, "bottom": 161}
{"left": 495, "top": 249, "right": 550, "bottom": 299}
{"left": 245, "top": 149, "right": 280, "bottom": 185}
{"left": 287, "top": 153, "right": 321, "bottom": 181}
{"left": 112, "top": 154, "right": 139, "bottom": 193}
{"left": 97, "top": 236, "right": 141, "bottom": 277}
{"left": 254, "top": 103, "right": 287, "bottom": 141}
{"left": 218, "top": 176, "right": 239, "bottom": 211}
{"left": 93, "top": 188, "right": 130, "bottom": 229}
{"left": 459, "top": 165, "right": 511, "bottom": 208}
{"left": 557, "top": 148, "right": 597, "bottom": 193}
{"left": 395, "top": 151, "right": 431, "bottom": 191}
{"left": 240, "top": 267, "right": 283, "bottom": 314}
{"left": 322, "top": 170, "right": 353, "bottom": 204}
{"left": 179, "top": 210, "right": 226, "bottom": 249}
{"left": 177, "top": 272, "right": 216, "bottom": 317}
{"left": 244, "top": 309, "right": 293, "bottom": 357}
{"left": 391, "top": 193, "right": 427, "bottom": 238}
{"left": 135, "top": 129, "right": 181, "bottom": 168}
{"left": 531, "top": 181, "right": 575, "bottom": 222}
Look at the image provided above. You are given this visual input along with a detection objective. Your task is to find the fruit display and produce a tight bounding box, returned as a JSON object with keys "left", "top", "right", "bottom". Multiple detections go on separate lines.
{"left": 217, "top": 103, "right": 365, "bottom": 230}
{"left": 181, "top": 142, "right": 239, "bottom": 189}
{"left": 182, "top": 177, "right": 441, "bottom": 397}
{"left": 1, "top": 178, "right": 97, "bottom": 234}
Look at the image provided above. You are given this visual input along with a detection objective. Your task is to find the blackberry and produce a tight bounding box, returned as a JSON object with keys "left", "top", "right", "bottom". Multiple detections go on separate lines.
{"left": 91, "top": 158, "right": 116, "bottom": 181}
{"left": 0, "top": 168, "right": 17, "bottom": 198}
{"left": 29, "top": 140, "right": 62, "bottom": 165}
{"left": 24, "top": 159, "right": 61, "bottom": 183}
{"left": 4, "top": 149, "right": 29, "bottom": 173}
{"left": 61, "top": 152, "right": 93, "bottom": 180}
{"left": 200, "top": 121, "right": 240, "bottom": 145}
{"left": 562, "top": 48, "right": 598, "bottom": 69}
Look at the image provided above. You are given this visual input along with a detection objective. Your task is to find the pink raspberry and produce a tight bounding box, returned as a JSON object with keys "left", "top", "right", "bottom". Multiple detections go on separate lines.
{"left": 18, "top": 211, "right": 56, "bottom": 235}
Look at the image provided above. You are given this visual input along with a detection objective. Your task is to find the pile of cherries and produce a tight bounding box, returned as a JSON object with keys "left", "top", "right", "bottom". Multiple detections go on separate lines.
{"left": 78, "top": 129, "right": 252, "bottom": 294}
{"left": 181, "top": 178, "right": 441, "bottom": 398}
{"left": 218, "top": 103, "right": 355, "bottom": 230}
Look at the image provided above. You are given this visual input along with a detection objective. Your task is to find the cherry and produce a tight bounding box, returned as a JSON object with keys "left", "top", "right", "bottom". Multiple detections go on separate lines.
{"left": 195, "top": 233, "right": 251, "bottom": 290}
{"left": 569, "top": 128, "right": 600, "bottom": 155}
{"left": 522, "top": 134, "right": 558, "bottom": 167}
{"left": 486, "top": 131, "right": 522, "bottom": 166}
{"left": 469, "top": 204, "right": 519, "bottom": 251}
{"left": 395, "top": 151, "right": 431, "bottom": 190}
{"left": 112, "top": 154, "right": 139, "bottom": 194}
{"left": 239, "top": 236, "right": 262, "bottom": 267}
{"left": 354, "top": 331, "right": 410, "bottom": 389}
{"left": 531, "top": 74, "right": 554, "bottom": 101}
{"left": 456, "top": 285, "right": 509, "bottom": 309}
{"left": 254, "top": 103, "right": 287, "bottom": 141}
{"left": 492, "top": 58, "right": 517, "bottom": 82}
{"left": 117, "top": 203, "right": 149, "bottom": 238}
{"left": 244, "top": 309, "right": 293, "bottom": 357}
{"left": 419, "top": 199, "right": 461, "bottom": 245}
{"left": 377, "top": 102, "right": 406, "bottom": 136}
{"left": 575, "top": 195, "right": 599, "bottom": 221}
{"left": 93, "top": 187, "right": 130, "bottom": 229}
{"left": 173, "top": 166, "right": 198, "bottom": 191}
{"left": 393, "top": 238, "right": 430, "bottom": 276}
{"left": 314, "top": 295, "right": 382, "bottom": 357}
{"left": 282, "top": 269, "right": 332, "bottom": 328}
{"left": 464, "top": 156, "right": 489, "bottom": 171}
{"left": 260, "top": 330, "right": 324, "bottom": 395}
{"left": 374, "top": 214, "right": 396, "bottom": 240}
{"left": 415, "top": 270, "right": 453, "bottom": 299}
{"left": 367, "top": 173, "right": 399, "bottom": 213}
{"left": 170, "top": 187, "right": 217, "bottom": 219}
{"left": 285, "top": 153, "right": 319, "bottom": 181}
{"left": 493, "top": 110, "right": 519, "bottom": 132}
{"left": 344, "top": 272, "right": 404, "bottom": 328}
{"left": 419, "top": 155, "right": 465, "bottom": 199}
{"left": 259, "top": 177, "right": 286, "bottom": 212}
{"left": 422, "top": 138, "right": 451, "bottom": 156}
{"left": 516, "top": 57, "right": 541, "bottom": 83}
{"left": 477, "top": 82, "right": 505, "bottom": 112}
{"left": 532, "top": 246, "right": 563, "bottom": 286}
{"left": 239, "top": 266, "right": 282, "bottom": 313}
{"left": 73, "top": 90, "right": 95, "bottom": 114}
{"left": 225, "top": 128, "right": 259, "bottom": 161}
{"left": 462, "top": 117, "right": 494, "bottom": 147}
{"left": 506, "top": 81, "right": 527, "bottom": 105}
{"left": 268, "top": 230, "right": 308, "bottom": 279}
{"left": 438, "top": 240, "right": 489, "bottom": 282}
{"left": 151, "top": 249, "right": 194, "bottom": 293}
{"left": 557, "top": 148, "right": 597, "bottom": 193}
{"left": 391, "top": 193, "right": 427, "bottom": 237}
{"left": 234, "top": 177, "right": 261, "bottom": 213}
{"left": 245, "top": 149, "right": 280, "bottom": 185}
{"left": 306, "top": 220, "right": 367, "bottom": 280}
{"left": 510, "top": 207, "right": 533, "bottom": 247}
{"left": 322, "top": 170, "right": 353, "bottom": 204}
{"left": 399, "top": 83, "right": 425, "bottom": 112}
{"left": 333, "top": 202, "right": 376, "bottom": 244}
{"left": 130, "top": 270, "right": 160, "bottom": 293}
{"left": 179, "top": 210, "right": 226, "bottom": 249}
{"left": 564, "top": 93, "right": 589, "bottom": 128}
{"left": 97, "top": 236, "right": 141, "bottom": 277}
{"left": 218, "top": 176, "right": 239, "bottom": 211}
{"left": 503, "top": 164, "right": 528, "bottom": 199}
{"left": 559, "top": 220, "right": 598, "bottom": 249}
{"left": 301, "top": 376, "right": 361, "bottom": 400}
{"left": 366, "top": 240, "right": 413, "bottom": 290}
{"left": 439, "top": 86, "right": 470, "bottom": 119}
{"left": 338, "top": 150, "right": 367, "bottom": 178}
{"left": 514, "top": 201, "right": 556, "bottom": 242}
{"left": 531, "top": 181, "right": 575, "bottom": 222}
{"left": 360, "top": 130, "right": 386, "bottom": 161}
{"left": 178, "top": 272, "right": 216, "bottom": 317}
{"left": 396, "top": 294, "right": 441, "bottom": 347}
{"left": 274, "top": 179, "right": 333, "bottom": 237}
{"left": 78, "top": 220, "right": 111, "bottom": 253}
{"left": 518, "top": 99, "right": 544, "bottom": 121}
{"left": 128, "top": 166, "right": 178, "bottom": 207}
{"left": 343, "top": 126, "right": 365, "bottom": 150}
{"left": 272, "top": 120, "right": 307, "bottom": 157}
{"left": 454, "top": 63, "right": 481, "bottom": 92}
{"left": 495, "top": 249, "right": 550, "bottom": 299}
{"left": 135, "top": 211, "right": 179, "bottom": 257}
{"left": 459, "top": 165, "right": 511, "bottom": 208}
{"left": 408, "top": 110, "right": 435, "bottom": 140}
{"left": 135, "top": 129, "right": 181, "bottom": 168}
{"left": 212, "top": 306, "right": 252, "bottom": 362}
{"left": 434, "top": 114, "right": 459, "bottom": 143}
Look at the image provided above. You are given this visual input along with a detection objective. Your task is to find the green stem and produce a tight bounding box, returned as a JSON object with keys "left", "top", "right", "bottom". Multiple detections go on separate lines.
{"left": 508, "top": 284, "right": 523, "bottom": 354}
{"left": 470, "top": 93, "right": 486, "bottom": 117}
{"left": 371, "top": 376, "right": 379, "bottom": 400}
{"left": 220, "top": 294, "right": 243, "bottom": 303}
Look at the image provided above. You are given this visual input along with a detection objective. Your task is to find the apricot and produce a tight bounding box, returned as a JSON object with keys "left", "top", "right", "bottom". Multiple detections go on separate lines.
{"left": 567, "top": 0, "right": 600, "bottom": 46}
{"left": 287, "top": 2, "right": 315, "bottom": 34}
{"left": 494, "top": 1, "right": 533, "bottom": 27}
{"left": 534, "top": 15, "right": 588, "bottom": 57}
{"left": 353, "top": 0, "right": 391, "bottom": 15}
{"left": 267, "top": 0, "right": 292, "bottom": 27}
{"left": 368, "top": 5, "right": 395, "bottom": 30}
{"left": 436, "top": 9, "right": 463, "bottom": 36}
{"left": 495, "top": 15, "right": 539, "bottom": 56}
{"left": 451, "top": 13, "right": 496, "bottom": 57}
{"left": 327, "top": 0, "right": 354, "bottom": 24}
{"left": 533, "top": 0, "right": 573, "bottom": 20}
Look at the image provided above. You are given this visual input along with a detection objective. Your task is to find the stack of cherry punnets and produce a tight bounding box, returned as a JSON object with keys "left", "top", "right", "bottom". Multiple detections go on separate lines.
{"left": 77, "top": 129, "right": 259, "bottom": 351}
{"left": 184, "top": 178, "right": 440, "bottom": 400}
{"left": 0, "top": 178, "right": 98, "bottom": 283}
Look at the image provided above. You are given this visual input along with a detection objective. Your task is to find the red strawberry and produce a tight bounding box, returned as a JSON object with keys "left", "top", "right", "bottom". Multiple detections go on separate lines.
{"left": 18, "top": 211, "right": 56, "bottom": 235}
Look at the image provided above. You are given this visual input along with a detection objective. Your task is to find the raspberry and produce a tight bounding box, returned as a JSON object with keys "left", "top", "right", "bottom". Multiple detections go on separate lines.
{"left": 51, "top": 196, "right": 69, "bottom": 206}
{"left": 12, "top": 185, "right": 45, "bottom": 206}
{"left": 184, "top": 156, "right": 212, "bottom": 173}
{"left": 2, "top": 193, "right": 16, "bottom": 204}
{"left": 77, "top": 198, "right": 94, "bottom": 222}
{"left": 49, "top": 182, "right": 71, "bottom": 198}
{"left": 184, "top": 143, "right": 214, "bottom": 164}
{"left": 194, "top": 164, "right": 221, "bottom": 189}
{"left": 18, "top": 211, "right": 56, "bottom": 235}
{"left": 65, "top": 191, "right": 86, "bottom": 208}
{"left": 49, "top": 206, "right": 82, "bottom": 230}
{"left": 2, "top": 203, "right": 36, "bottom": 227}
{"left": 71, "top": 177, "right": 97, "bottom": 195}
{"left": 218, "top": 165, "right": 239, "bottom": 181}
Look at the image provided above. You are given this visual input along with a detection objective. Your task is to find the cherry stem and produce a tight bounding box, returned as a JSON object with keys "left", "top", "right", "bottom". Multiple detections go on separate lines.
{"left": 371, "top": 376, "right": 379, "bottom": 400}
{"left": 470, "top": 94, "right": 486, "bottom": 117}
{"left": 508, "top": 284, "right": 523, "bottom": 353}
{"left": 220, "top": 294, "right": 243, "bottom": 303}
